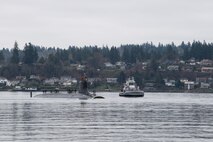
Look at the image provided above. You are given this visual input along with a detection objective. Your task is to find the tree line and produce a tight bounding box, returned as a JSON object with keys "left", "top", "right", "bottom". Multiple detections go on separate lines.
{"left": 0, "top": 41, "right": 212, "bottom": 79}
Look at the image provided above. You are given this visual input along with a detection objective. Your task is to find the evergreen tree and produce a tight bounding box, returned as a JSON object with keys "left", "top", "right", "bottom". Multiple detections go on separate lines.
{"left": 10, "top": 41, "right": 20, "bottom": 64}
{"left": 122, "top": 47, "right": 130, "bottom": 63}
{"left": 110, "top": 47, "right": 120, "bottom": 64}
{"left": 133, "top": 72, "right": 143, "bottom": 87}
{"left": 175, "top": 80, "right": 184, "bottom": 89}
{"left": 102, "top": 46, "right": 110, "bottom": 59}
{"left": 38, "top": 57, "right": 45, "bottom": 64}
{"left": 117, "top": 71, "right": 126, "bottom": 84}
{"left": 150, "top": 53, "right": 159, "bottom": 72}
{"left": 23, "top": 43, "right": 38, "bottom": 64}
{"left": 165, "top": 45, "right": 177, "bottom": 60}
{"left": 0, "top": 51, "right": 4, "bottom": 64}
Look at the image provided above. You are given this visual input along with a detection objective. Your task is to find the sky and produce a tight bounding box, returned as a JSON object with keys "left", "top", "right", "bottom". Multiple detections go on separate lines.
{"left": 0, "top": 0, "right": 213, "bottom": 49}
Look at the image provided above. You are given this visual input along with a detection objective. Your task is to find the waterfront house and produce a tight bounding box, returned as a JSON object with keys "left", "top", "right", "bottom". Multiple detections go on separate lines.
{"left": 164, "top": 78, "right": 176, "bottom": 87}
{"left": 200, "top": 82, "right": 210, "bottom": 89}
{"left": 0, "top": 77, "right": 11, "bottom": 86}
{"left": 184, "top": 81, "right": 195, "bottom": 90}
{"left": 60, "top": 76, "right": 73, "bottom": 82}
{"left": 60, "top": 77, "right": 77, "bottom": 86}
{"left": 164, "top": 79, "right": 176, "bottom": 87}
{"left": 62, "top": 81, "right": 72, "bottom": 86}
{"left": 196, "top": 77, "right": 208, "bottom": 83}
{"left": 44, "top": 77, "right": 60, "bottom": 85}
{"left": 88, "top": 78, "right": 102, "bottom": 84}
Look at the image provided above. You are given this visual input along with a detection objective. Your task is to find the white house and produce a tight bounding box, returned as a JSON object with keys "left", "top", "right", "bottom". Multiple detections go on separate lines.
{"left": 106, "top": 78, "right": 117, "bottom": 84}
{"left": 116, "top": 62, "right": 126, "bottom": 70}
{"left": 0, "top": 77, "right": 11, "bottom": 86}
{"left": 77, "top": 64, "right": 85, "bottom": 70}
{"left": 164, "top": 79, "right": 176, "bottom": 87}
{"left": 61, "top": 77, "right": 78, "bottom": 86}
{"left": 167, "top": 65, "right": 179, "bottom": 71}
{"left": 44, "top": 77, "right": 60, "bottom": 85}
{"left": 104, "top": 62, "right": 116, "bottom": 68}
{"left": 184, "top": 81, "right": 195, "bottom": 90}
{"left": 63, "top": 81, "right": 72, "bottom": 86}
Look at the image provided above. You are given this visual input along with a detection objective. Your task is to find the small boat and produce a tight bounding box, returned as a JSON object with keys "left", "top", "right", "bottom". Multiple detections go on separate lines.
{"left": 119, "top": 77, "right": 144, "bottom": 97}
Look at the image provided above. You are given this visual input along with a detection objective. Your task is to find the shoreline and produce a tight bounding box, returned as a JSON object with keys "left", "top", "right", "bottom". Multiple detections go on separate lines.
{"left": 1, "top": 89, "right": 213, "bottom": 94}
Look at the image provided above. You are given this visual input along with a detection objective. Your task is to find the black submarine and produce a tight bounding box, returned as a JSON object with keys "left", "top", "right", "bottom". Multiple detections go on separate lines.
{"left": 34, "top": 75, "right": 104, "bottom": 99}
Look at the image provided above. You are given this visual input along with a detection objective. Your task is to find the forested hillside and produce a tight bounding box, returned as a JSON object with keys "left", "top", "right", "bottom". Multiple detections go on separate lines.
{"left": 0, "top": 41, "right": 212, "bottom": 80}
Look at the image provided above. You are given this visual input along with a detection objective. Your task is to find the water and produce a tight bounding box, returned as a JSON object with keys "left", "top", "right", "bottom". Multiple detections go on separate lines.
{"left": 0, "top": 92, "right": 213, "bottom": 142}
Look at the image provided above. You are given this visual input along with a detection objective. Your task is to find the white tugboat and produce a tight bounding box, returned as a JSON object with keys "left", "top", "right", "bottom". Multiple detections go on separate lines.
{"left": 119, "top": 77, "right": 144, "bottom": 97}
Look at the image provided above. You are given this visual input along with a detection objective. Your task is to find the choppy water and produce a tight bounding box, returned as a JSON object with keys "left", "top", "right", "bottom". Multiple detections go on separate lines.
{"left": 0, "top": 92, "right": 213, "bottom": 142}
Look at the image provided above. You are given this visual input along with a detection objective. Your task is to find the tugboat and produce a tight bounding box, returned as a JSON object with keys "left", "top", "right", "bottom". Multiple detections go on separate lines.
{"left": 119, "top": 77, "right": 144, "bottom": 97}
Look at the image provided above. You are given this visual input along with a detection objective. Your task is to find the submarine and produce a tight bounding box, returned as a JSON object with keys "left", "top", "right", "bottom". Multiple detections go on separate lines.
{"left": 34, "top": 75, "right": 104, "bottom": 99}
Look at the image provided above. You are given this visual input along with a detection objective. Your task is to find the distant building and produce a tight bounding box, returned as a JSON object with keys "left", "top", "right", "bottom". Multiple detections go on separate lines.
{"left": 164, "top": 79, "right": 176, "bottom": 87}
{"left": 77, "top": 64, "right": 85, "bottom": 71}
{"left": 0, "top": 77, "right": 10, "bottom": 86}
{"left": 188, "top": 58, "right": 196, "bottom": 64}
{"left": 16, "top": 76, "right": 26, "bottom": 80}
{"left": 104, "top": 62, "right": 116, "bottom": 68}
{"left": 116, "top": 62, "right": 126, "bottom": 70}
{"left": 144, "top": 82, "right": 156, "bottom": 91}
{"left": 200, "top": 59, "right": 213, "bottom": 66}
{"left": 208, "top": 78, "right": 213, "bottom": 84}
{"left": 189, "top": 62, "right": 196, "bottom": 66}
{"left": 184, "top": 81, "right": 195, "bottom": 90}
{"left": 167, "top": 65, "right": 179, "bottom": 71}
{"left": 179, "top": 60, "right": 185, "bottom": 64}
{"left": 60, "top": 76, "right": 72, "bottom": 81}
{"left": 88, "top": 78, "right": 102, "bottom": 84}
{"left": 200, "top": 82, "right": 210, "bottom": 89}
{"left": 62, "top": 81, "right": 72, "bottom": 86}
{"left": 70, "top": 64, "right": 78, "bottom": 68}
{"left": 180, "top": 78, "right": 188, "bottom": 83}
{"left": 30, "top": 75, "right": 40, "bottom": 80}
{"left": 196, "top": 77, "right": 208, "bottom": 83}
{"left": 14, "top": 86, "right": 22, "bottom": 90}
{"left": 71, "top": 78, "right": 78, "bottom": 84}
{"left": 201, "top": 67, "right": 213, "bottom": 73}
{"left": 44, "top": 77, "right": 60, "bottom": 85}
{"left": 181, "top": 65, "right": 193, "bottom": 72}
{"left": 106, "top": 78, "right": 117, "bottom": 84}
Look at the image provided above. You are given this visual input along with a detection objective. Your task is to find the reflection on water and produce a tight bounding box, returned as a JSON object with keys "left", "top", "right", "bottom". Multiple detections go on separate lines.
{"left": 0, "top": 92, "right": 213, "bottom": 142}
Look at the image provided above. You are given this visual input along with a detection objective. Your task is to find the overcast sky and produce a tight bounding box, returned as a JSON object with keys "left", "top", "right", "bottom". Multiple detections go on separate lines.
{"left": 0, "top": 0, "right": 213, "bottom": 49}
